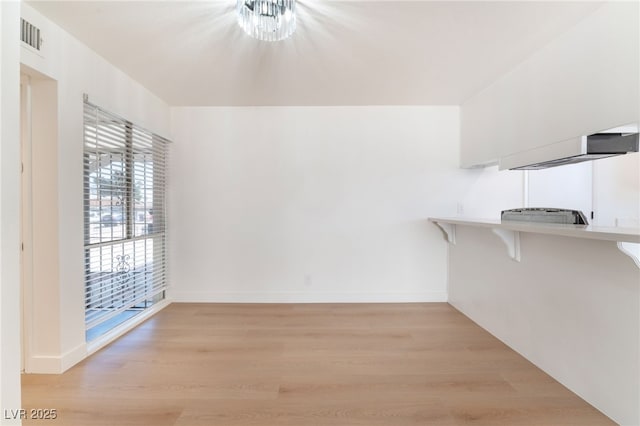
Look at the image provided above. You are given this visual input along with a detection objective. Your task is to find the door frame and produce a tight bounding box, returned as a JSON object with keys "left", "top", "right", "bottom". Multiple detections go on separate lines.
{"left": 20, "top": 72, "right": 34, "bottom": 373}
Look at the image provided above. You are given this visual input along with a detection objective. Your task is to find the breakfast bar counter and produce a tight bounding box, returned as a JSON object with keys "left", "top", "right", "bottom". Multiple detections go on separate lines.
{"left": 429, "top": 216, "right": 640, "bottom": 266}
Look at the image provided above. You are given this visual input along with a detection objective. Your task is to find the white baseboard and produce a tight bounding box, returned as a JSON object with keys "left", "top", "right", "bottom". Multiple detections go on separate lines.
{"left": 25, "top": 343, "right": 87, "bottom": 374}
{"left": 24, "top": 300, "right": 171, "bottom": 374}
{"left": 26, "top": 355, "right": 64, "bottom": 374}
{"left": 169, "top": 291, "right": 448, "bottom": 303}
{"left": 61, "top": 342, "right": 88, "bottom": 372}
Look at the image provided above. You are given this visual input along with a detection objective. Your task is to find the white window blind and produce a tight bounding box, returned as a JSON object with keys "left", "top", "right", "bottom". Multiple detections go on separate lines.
{"left": 83, "top": 100, "right": 169, "bottom": 338}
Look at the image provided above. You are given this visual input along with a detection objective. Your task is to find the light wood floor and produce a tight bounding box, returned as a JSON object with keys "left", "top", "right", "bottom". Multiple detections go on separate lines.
{"left": 22, "top": 303, "right": 614, "bottom": 426}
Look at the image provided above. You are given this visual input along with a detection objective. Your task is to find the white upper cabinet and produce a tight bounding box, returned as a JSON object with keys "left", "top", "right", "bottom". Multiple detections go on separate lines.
{"left": 460, "top": 2, "right": 639, "bottom": 169}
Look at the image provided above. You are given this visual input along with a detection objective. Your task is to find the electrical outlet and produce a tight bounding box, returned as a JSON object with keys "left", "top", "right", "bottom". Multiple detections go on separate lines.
{"left": 304, "top": 274, "right": 312, "bottom": 287}
{"left": 456, "top": 203, "right": 464, "bottom": 215}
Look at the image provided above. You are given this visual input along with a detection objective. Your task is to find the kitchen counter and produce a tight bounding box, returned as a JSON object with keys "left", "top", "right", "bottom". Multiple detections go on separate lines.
{"left": 429, "top": 216, "right": 640, "bottom": 267}
{"left": 429, "top": 217, "right": 640, "bottom": 243}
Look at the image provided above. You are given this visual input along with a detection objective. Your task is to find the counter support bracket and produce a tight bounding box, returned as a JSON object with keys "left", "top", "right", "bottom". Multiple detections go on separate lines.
{"left": 492, "top": 228, "right": 521, "bottom": 262}
{"left": 433, "top": 222, "right": 456, "bottom": 244}
{"left": 617, "top": 242, "right": 640, "bottom": 269}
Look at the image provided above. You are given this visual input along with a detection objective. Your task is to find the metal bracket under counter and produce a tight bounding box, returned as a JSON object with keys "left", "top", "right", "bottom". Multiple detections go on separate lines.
{"left": 430, "top": 217, "right": 640, "bottom": 268}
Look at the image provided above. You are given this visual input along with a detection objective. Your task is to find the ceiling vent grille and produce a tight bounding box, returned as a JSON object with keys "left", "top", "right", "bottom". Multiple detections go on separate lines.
{"left": 21, "top": 18, "right": 42, "bottom": 51}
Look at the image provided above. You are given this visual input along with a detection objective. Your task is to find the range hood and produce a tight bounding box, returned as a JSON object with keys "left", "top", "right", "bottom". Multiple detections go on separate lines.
{"left": 499, "top": 125, "right": 639, "bottom": 170}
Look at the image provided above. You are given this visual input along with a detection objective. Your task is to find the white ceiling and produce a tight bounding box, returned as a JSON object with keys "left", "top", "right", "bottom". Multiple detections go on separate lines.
{"left": 27, "top": 1, "right": 603, "bottom": 106}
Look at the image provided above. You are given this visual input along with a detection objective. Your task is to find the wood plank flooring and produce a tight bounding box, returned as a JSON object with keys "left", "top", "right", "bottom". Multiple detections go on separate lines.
{"left": 21, "top": 303, "right": 615, "bottom": 425}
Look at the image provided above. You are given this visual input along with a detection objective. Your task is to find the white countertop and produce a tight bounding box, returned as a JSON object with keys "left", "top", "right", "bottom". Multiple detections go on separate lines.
{"left": 429, "top": 217, "right": 640, "bottom": 243}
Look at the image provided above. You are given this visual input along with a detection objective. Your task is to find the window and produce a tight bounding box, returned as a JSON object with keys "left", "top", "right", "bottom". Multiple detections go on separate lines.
{"left": 83, "top": 100, "right": 169, "bottom": 341}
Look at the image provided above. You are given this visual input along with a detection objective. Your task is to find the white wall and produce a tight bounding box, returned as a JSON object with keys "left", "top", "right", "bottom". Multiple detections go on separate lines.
{"left": 19, "top": 3, "right": 171, "bottom": 373}
{"left": 169, "top": 106, "right": 482, "bottom": 302}
{"left": 455, "top": 165, "right": 524, "bottom": 220}
{"left": 593, "top": 153, "right": 640, "bottom": 228}
{"left": 448, "top": 225, "right": 639, "bottom": 425}
{"left": 527, "top": 162, "right": 593, "bottom": 219}
{"left": 1, "top": 1, "right": 23, "bottom": 423}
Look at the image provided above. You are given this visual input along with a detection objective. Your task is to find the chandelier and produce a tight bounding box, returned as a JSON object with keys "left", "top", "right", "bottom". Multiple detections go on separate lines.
{"left": 236, "top": 0, "right": 296, "bottom": 42}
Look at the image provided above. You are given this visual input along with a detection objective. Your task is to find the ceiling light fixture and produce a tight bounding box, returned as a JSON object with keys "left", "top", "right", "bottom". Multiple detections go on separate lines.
{"left": 236, "top": 0, "right": 296, "bottom": 42}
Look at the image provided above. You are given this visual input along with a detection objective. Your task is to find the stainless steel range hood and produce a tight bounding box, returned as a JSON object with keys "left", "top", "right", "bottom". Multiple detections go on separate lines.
{"left": 499, "top": 125, "right": 639, "bottom": 170}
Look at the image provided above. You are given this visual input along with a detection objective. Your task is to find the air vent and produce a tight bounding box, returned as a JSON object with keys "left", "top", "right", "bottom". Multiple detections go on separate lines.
{"left": 21, "top": 18, "right": 42, "bottom": 51}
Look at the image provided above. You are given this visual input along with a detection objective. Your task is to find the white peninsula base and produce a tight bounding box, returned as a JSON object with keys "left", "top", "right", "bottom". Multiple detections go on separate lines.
{"left": 430, "top": 218, "right": 640, "bottom": 426}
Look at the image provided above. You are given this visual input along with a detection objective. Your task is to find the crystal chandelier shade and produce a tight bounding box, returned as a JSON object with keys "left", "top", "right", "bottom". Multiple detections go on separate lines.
{"left": 236, "top": 0, "right": 296, "bottom": 42}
